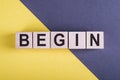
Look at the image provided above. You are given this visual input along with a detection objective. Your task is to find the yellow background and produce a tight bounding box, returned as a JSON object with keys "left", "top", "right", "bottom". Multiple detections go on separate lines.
{"left": 0, "top": 0, "right": 98, "bottom": 80}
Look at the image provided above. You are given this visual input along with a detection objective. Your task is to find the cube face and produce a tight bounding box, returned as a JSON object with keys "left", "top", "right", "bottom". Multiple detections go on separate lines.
{"left": 33, "top": 32, "right": 50, "bottom": 48}
{"left": 16, "top": 32, "right": 32, "bottom": 48}
{"left": 51, "top": 32, "right": 68, "bottom": 48}
{"left": 87, "top": 31, "right": 104, "bottom": 49}
{"left": 69, "top": 32, "right": 86, "bottom": 49}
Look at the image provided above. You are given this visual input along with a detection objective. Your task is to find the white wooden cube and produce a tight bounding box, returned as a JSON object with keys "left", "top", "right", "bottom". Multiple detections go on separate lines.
{"left": 51, "top": 32, "right": 68, "bottom": 48}
{"left": 87, "top": 31, "right": 104, "bottom": 49}
{"left": 33, "top": 32, "right": 50, "bottom": 48}
{"left": 69, "top": 32, "right": 86, "bottom": 49}
{"left": 16, "top": 32, "right": 32, "bottom": 48}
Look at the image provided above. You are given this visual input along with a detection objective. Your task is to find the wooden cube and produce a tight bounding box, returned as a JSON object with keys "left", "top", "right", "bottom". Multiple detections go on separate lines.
{"left": 87, "top": 31, "right": 104, "bottom": 49}
{"left": 69, "top": 32, "right": 86, "bottom": 49}
{"left": 33, "top": 32, "right": 50, "bottom": 48}
{"left": 51, "top": 32, "right": 68, "bottom": 48}
{"left": 16, "top": 32, "right": 32, "bottom": 48}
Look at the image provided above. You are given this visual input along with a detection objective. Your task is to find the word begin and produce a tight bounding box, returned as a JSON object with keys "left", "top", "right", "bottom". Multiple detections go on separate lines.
{"left": 16, "top": 31, "right": 104, "bottom": 49}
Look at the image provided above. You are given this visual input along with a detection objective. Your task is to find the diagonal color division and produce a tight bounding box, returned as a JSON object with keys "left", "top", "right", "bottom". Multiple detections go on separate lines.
{"left": 21, "top": 0, "right": 120, "bottom": 80}
{"left": 0, "top": 0, "right": 98, "bottom": 80}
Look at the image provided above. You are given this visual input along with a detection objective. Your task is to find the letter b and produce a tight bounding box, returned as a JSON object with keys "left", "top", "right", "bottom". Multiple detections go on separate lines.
{"left": 16, "top": 32, "right": 32, "bottom": 48}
